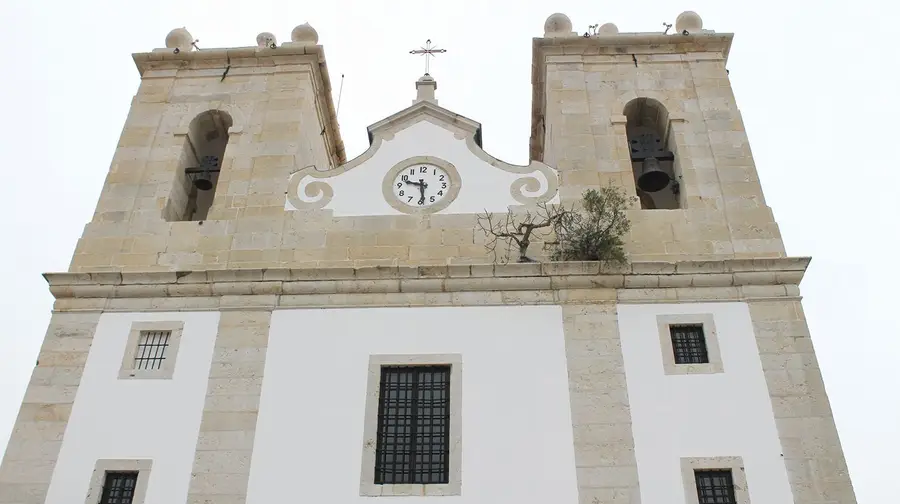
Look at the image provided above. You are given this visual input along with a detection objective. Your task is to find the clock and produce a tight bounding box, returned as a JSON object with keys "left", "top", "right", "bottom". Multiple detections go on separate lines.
{"left": 382, "top": 157, "right": 461, "bottom": 214}
{"left": 391, "top": 163, "right": 452, "bottom": 208}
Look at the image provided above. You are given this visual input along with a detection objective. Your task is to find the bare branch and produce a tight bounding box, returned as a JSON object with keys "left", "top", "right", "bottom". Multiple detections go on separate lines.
{"left": 475, "top": 186, "right": 630, "bottom": 265}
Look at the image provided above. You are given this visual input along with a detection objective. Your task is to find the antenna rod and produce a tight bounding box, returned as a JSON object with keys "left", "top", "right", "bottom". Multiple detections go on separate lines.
{"left": 336, "top": 74, "right": 345, "bottom": 120}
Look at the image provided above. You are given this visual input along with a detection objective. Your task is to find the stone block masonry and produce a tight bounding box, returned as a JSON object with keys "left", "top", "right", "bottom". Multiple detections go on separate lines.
{"left": 749, "top": 301, "right": 858, "bottom": 504}
{"left": 563, "top": 304, "right": 640, "bottom": 504}
{"left": 186, "top": 310, "right": 272, "bottom": 504}
{"left": 0, "top": 312, "right": 100, "bottom": 504}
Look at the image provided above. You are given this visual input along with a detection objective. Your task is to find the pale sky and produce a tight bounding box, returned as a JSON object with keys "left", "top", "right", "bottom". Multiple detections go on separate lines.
{"left": 0, "top": 1, "right": 896, "bottom": 502}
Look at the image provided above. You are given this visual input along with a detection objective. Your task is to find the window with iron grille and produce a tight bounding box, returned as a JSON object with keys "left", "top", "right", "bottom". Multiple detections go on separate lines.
{"left": 374, "top": 365, "right": 450, "bottom": 485}
{"left": 694, "top": 469, "right": 737, "bottom": 504}
{"left": 670, "top": 324, "right": 709, "bottom": 364}
{"left": 133, "top": 330, "right": 171, "bottom": 371}
{"left": 100, "top": 471, "right": 139, "bottom": 504}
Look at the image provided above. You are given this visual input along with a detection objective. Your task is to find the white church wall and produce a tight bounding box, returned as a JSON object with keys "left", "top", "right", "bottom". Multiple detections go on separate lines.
{"left": 616, "top": 302, "right": 794, "bottom": 503}
{"left": 288, "top": 120, "right": 558, "bottom": 216}
{"left": 43, "top": 311, "right": 219, "bottom": 504}
{"left": 249, "top": 305, "right": 578, "bottom": 504}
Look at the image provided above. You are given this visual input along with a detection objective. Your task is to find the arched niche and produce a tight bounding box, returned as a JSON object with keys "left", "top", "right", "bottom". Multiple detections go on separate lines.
{"left": 164, "top": 110, "right": 233, "bottom": 222}
{"left": 624, "top": 98, "right": 681, "bottom": 210}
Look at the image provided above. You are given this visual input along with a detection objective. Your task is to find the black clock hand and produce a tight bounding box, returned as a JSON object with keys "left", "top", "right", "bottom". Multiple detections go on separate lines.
{"left": 417, "top": 179, "right": 427, "bottom": 204}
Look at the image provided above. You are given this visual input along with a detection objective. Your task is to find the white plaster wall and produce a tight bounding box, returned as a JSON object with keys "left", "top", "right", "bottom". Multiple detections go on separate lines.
{"left": 249, "top": 305, "right": 578, "bottom": 504}
{"left": 616, "top": 302, "right": 793, "bottom": 503}
{"left": 44, "top": 311, "right": 219, "bottom": 504}
{"left": 289, "top": 120, "right": 558, "bottom": 216}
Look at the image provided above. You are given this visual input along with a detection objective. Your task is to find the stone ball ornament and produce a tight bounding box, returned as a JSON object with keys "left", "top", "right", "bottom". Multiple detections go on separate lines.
{"left": 291, "top": 23, "right": 319, "bottom": 45}
{"left": 597, "top": 23, "right": 619, "bottom": 35}
{"left": 256, "top": 32, "right": 277, "bottom": 48}
{"left": 543, "top": 13, "right": 573, "bottom": 36}
{"left": 165, "top": 27, "right": 193, "bottom": 52}
{"left": 675, "top": 11, "right": 703, "bottom": 34}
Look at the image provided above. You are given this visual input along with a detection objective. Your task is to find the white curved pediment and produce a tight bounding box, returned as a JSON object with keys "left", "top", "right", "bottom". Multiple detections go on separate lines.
{"left": 286, "top": 109, "right": 559, "bottom": 217}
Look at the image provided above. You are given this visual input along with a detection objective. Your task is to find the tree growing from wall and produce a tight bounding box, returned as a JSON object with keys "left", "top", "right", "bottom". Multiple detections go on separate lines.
{"left": 476, "top": 187, "right": 632, "bottom": 264}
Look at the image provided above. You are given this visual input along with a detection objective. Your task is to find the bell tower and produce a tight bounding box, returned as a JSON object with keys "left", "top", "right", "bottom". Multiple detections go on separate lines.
{"left": 534, "top": 11, "right": 783, "bottom": 261}
{"left": 73, "top": 24, "right": 344, "bottom": 272}
{"left": 530, "top": 10, "right": 858, "bottom": 504}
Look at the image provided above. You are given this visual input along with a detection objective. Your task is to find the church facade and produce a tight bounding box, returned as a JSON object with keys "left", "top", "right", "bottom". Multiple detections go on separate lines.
{"left": 0, "top": 11, "right": 857, "bottom": 504}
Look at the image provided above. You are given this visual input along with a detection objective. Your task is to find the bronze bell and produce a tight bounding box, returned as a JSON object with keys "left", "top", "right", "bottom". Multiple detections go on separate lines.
{"left": 193, "top": 175, "right": 214, "bottom": 191}
{"left": 185, "top": 155, "right": 220, "bottom": 191}
{"left": 636, "top": 157, "right": 671, "bottom": 193}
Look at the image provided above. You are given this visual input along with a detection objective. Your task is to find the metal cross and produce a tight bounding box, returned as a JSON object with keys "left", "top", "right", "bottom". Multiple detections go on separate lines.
{"left": 409, "top": 39, "right": 447, "bottom": 76}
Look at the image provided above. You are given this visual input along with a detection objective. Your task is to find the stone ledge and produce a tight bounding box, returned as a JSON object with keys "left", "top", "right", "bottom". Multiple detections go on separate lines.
{"left": 44, "top": 258, "right": 809, "bottom": 300}
{"left": 132, "top": 45, "right": 324, "bottom": 75}
{"left": 49, "top": 285, "right": 801, "bottom": 313}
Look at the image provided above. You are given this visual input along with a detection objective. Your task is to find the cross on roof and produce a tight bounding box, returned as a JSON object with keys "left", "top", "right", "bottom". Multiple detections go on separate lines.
{"left": 409, "top": 39, "right": 447, "bottom": 76}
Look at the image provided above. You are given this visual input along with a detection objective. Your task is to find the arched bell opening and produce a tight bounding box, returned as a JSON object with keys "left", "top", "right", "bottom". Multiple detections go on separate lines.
{"left": 624, "top": 98, "right": 681, "bottom": 210}
{"left": 164, "top": 110, "right": 233, "bottom": 222}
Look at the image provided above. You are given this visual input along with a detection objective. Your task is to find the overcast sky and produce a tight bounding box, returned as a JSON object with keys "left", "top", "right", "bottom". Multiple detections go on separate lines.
{"left": 0, "top": 1, "right": 896, "bottom": 502}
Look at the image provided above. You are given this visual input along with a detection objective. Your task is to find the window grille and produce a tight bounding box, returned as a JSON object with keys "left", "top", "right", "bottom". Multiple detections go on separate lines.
{"left": 133, "top": 330, "right": 171, "bottom": 371}
{"left": 100, "top": 471, "right": 138, "bottom": 504}
{"left": 695, "top": 469, "right": 737, "bottom": 504}
{"left": 375, "top": 365, "right": 451, "bottom": 485}
{"left": 670, "top": 324, "right": 709, "bottom": 364}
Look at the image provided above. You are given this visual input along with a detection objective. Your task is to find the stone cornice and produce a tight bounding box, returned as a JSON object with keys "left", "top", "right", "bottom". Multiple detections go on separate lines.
{"left": 132, "top": 45, "right": 346, "bottom": 167}
{"left": 529, "top": 32, "right": 734, "bottom": 162}
{"left": 132, "top": 45, "right": 323, "bottom": 75}
{"left": 45, "top": 258, "right": 809, "bottom": 301}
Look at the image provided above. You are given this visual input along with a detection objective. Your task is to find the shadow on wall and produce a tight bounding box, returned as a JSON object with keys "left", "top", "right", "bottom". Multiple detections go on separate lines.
{"left": 164, "top": 110, "right": 233, "bottom": 222}
{"left": 625, "top": 98, "right": 683, "bottom": 210}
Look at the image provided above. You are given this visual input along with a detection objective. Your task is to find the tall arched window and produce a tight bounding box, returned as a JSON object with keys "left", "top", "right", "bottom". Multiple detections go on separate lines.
{"left": 624, "top": 98, "right": 680, "bottom": 210}
{"left": 164, "top": 110, "right": 232, "bottom": 222}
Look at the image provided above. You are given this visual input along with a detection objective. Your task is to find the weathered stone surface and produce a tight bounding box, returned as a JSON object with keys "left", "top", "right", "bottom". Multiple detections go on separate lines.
{"left": 749, "top": 301, "right": 858, "bottom": 504}
{"left": 563, "top": 304, "right": 640, "bottom": 504}
{"left": 186, "top": 311, "right": 272, "bottom": 504}
{"left": 0, "top": 312, "right": 99, "bottom": 504}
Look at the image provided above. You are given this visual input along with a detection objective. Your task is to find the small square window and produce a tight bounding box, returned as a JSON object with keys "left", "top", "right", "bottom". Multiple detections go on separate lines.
{"left": 657, "top": 314, "right": 724, "bottom": 375}
{"left": 681, "top": 457, "right": 749, "bottom": 504}
{"left": 100, "top": 471, "right": 139, "bottom": 504}
{"left": 694, "top": 469, "right": 736, "bottom": 504}
{"left": 134, "top": 331, "right": 171, "bottom": 371}
{"left": 671, "top": 324, "right": 709, "bottom": 364}
{"left": 84, "top": 460, "right": 151, "bottom": 504}
{"left": 119, "top": 321, "right": 184, "bottom": 380}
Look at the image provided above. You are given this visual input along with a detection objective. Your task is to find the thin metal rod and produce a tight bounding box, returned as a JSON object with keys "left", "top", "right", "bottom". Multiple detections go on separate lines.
{"left": 336, "top": 73, "right": 345, "bottom": 119}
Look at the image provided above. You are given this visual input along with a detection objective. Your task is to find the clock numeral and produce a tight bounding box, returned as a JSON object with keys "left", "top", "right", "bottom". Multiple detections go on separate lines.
{"left": 430, "top": 196, "right": 435, "bottom": 203}
{"left": 433, "top": 168, "right": 437, "bottom": 175}
{"left": 441, "top": 183, "right": 447, "bottom": 189}
{"left": 419, "top": 166, "right": 427, "bottom": 173}
{"left": 408, "top": 196, "right": 413, "bottom": 203}
{"left": 439, "top": 175, "right": 445, "bottom": 181}
{"left": 437, "top": 190, "right": 443, "bottom": 196}
{"left": 401, "top": 175, "right": 409, "bottom": 181}
{"left": 396, "top": 182, "right": 402, "bottom": 188}
{"left": 409, "top": 169, "right": 415, "bottom": 175}
{"left": 399, "top": 190, "right": 405, "bottom": 196}
{"left": 418, "top": 199, "right": 425, "bottom": 206}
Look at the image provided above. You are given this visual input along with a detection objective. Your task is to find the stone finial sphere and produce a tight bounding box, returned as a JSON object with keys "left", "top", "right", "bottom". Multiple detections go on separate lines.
{"left": 675, "top": 11, "right": 703, "bottom": 33}
{"left": 544, "top": 13, "right": 573, "bottom": 35}
{"left": 291, "top": 23, "right": 319, "bottom": 44}
{"left": 598, "top": 23, "right": 619, "bottom": 35}
{"left": 165, "top": 27, "right": 193, "bottom": 51}
{"left": 256, "top": 32, "right": 277, "bottom": 48}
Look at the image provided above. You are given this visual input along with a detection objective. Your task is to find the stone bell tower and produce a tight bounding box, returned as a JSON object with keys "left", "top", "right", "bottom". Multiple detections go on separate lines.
{"left": 0, "top": 11, "right": 857, "bottom": 504}
{"left": 535, "top": 11, "right": 783, "bottom": 262}
{"left": 70, "top": 23, "right": 345, "bottom": 272}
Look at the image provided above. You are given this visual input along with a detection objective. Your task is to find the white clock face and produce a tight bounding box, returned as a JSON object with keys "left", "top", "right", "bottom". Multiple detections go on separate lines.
{"left": 392, "top": 163, "right": 451, "bottom": 208}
